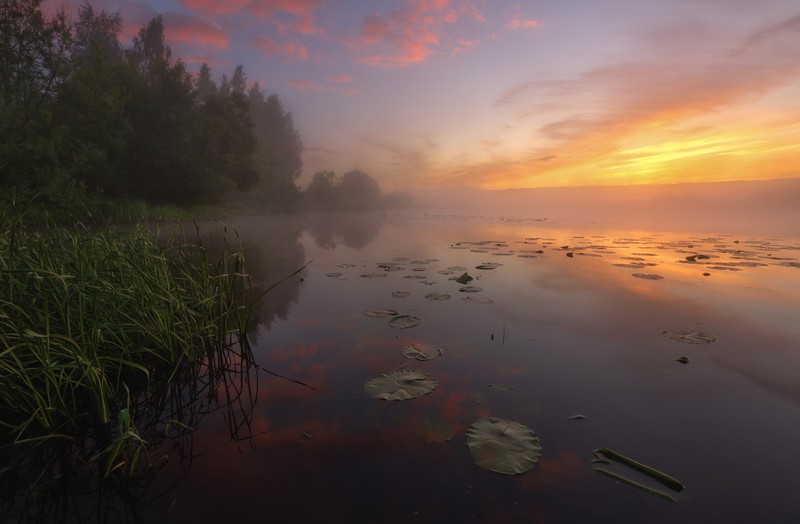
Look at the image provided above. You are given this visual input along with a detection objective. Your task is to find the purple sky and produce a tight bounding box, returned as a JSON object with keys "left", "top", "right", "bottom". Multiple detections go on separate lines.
{"left": 46, "top": 0, "right": 800, "bottom": 191}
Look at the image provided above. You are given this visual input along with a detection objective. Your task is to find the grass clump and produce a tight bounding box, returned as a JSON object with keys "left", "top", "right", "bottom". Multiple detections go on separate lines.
{"left": 0, "top": 221, "right": 257, "bottom": 503}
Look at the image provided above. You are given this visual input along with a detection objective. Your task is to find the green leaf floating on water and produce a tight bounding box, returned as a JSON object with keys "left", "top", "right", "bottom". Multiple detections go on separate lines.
{"left": 389, "top": 315, "right": 422, "bottom": 328}
{"left": 363, "top": 369, "right": 438, "bottom": 400}
{"left": 662, "top": 329, "right": 716, "bottom": 344}
{"left": 592, "top": 448, "right": 687, "bottom": 502}
{"left": 364, "top": 308, "right": 399, "bottom": 318}
{"left": 466, "top": 417, "right": 542, "bottom": 475}
{"left": 403, "top": 343, "right": 444, "bottom": 361}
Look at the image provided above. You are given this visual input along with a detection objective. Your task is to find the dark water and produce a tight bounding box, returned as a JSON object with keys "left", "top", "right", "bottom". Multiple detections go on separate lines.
{"left": 139, "top": 211, "right": 800, "bottom": 523}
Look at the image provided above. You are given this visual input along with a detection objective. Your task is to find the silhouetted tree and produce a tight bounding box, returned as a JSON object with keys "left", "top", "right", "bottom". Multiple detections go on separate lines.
{"left": 0, "top": 0, "right": 77, "bottom": 206}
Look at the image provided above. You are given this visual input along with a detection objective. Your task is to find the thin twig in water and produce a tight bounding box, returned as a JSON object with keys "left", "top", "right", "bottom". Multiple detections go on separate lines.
{"left": 253, "top": 363, "right": 319, "bottom": 391}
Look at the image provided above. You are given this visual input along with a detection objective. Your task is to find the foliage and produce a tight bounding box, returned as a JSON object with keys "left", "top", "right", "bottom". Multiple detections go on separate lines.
{"left": 0, "top": 221, "right": 259, "bottom": 511}
{"left": 0, "top": 0, "right": 303, "bottom": 211}
{"left": 302, "top": 169, "right": 384, "bottom": 210}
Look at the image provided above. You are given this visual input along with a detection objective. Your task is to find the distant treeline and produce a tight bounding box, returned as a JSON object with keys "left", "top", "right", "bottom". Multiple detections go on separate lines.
{"left": 1, "top": 0, "right": 415, "bottom": 216}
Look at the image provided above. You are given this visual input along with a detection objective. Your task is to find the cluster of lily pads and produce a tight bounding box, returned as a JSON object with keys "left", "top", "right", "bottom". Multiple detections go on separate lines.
{"left": 341, "top": 234, "right": 736, "bottom": 488}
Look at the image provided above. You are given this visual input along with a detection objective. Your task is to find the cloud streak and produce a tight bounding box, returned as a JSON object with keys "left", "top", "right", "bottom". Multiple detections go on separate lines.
{"left": 354, "top": 0, "right": 484, "bottom": 67}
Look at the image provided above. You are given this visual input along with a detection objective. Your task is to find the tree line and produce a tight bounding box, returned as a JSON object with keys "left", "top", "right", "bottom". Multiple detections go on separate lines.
{"left": 0, "top": 0, "right": 415, "bottom": 214}
{"left": 0, "top": 0, "right": 302, "bottom": 211}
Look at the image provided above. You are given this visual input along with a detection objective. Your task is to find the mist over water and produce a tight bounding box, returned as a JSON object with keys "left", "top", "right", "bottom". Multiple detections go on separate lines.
{"left": 414, "top": 178, "right": 800, "bottom": 236}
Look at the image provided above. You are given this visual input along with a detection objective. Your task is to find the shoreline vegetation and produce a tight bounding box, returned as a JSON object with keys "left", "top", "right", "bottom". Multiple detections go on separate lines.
{"left": 0, "top": 210, "right": 264, "bottom": 520}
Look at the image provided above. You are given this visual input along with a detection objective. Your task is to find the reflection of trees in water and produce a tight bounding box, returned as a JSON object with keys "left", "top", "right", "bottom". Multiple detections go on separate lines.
{"left": 234, "top": 217, "right": 307, "bottom": 336}
{"left": 172, "top": 217, "right": 308, "bottom": 337}
{"left": 304, "top": 211, "right": 383, "bottom": 249}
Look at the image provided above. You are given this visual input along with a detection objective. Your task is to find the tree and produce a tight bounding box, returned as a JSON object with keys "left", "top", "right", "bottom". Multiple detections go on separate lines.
{"left": 337, "top": 169, "right": 381, "bottom": 210}
{"left": 228, "top": 84, "right": 303, "bottom": 211}
{"left": 195, "top": 62, "right": 216, "bottom": 101}
{"left": 53, "top": 3, "right": 132, "bottom": 196}
{"left": 304, "top": 170, "right": 338, "bottom": 210}
{"left": 0, "top": 0, "right": 77, "bottom": 205}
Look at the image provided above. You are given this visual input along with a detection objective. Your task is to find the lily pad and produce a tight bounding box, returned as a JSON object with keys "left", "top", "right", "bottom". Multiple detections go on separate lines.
{"left": 462, "top": 296, "right": 493, "bottom": 304}
{"left": 632, "top": 273, "right": 664, "bottom": 280}
{"left": 391, "top": 291, "right": 410, "bottom": 298}
{"left": 466, "top": 417, "right": 542, "bottom": 475}
{"left": 662, "top": 329, "right": 716, "bottom": 344}
{"left": 361, "top": 272, "right": 388, "bottom": 278}
{"left": 389, "top": 315, "right": 422, "bottom": 329}
{"left": 459, "top": 286, "right": 482, "bottom": 293}
{"left": 475, "top": 263, "right": 501, "bottom": 270}
{"left": 424, "top": 293, "right": 451, "bottom": 301}
{"left": 326, "top": 272, "right": 343, "bottom": 277}
{"left": 364, "top": 308, "right": 399, "bottom": 318}
{"left": 364, "top": 369, "right": 438, "bottom": 400}
{"left": 403, "top": 343, "right": 444, "bottom": 361}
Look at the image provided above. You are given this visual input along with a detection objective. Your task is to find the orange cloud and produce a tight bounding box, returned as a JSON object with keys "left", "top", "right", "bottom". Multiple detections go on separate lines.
{"left": 251, "top": 36, "right": 309, "bottom": 61}
{"left": 355, "top": 0, "right": 484, "bottom": 68}
{"left": 435, "top": 12, "right": 800, "bottom": 189}
{"left": 505, "top": 18, "right": 542, "bottom": 30}
{"left": 163, "top": 11, "right": 230, "bottom": 49}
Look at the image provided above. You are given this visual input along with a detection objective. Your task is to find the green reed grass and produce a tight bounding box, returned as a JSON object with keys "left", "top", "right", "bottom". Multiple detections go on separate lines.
{"left": 0, "top": 221, "right": 256, "bottom": 481}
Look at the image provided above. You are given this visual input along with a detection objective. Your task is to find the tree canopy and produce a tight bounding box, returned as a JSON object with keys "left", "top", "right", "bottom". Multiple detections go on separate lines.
{"left": 0, "top": 0, "right": 303, "bottom": 210}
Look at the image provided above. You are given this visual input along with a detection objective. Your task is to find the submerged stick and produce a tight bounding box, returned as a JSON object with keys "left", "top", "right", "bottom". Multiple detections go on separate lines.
{"left": 253, "top": 363, "right": 319, "bottom": 392}
{"left": 593, "top": 447, "right": 685, "bottom": 492}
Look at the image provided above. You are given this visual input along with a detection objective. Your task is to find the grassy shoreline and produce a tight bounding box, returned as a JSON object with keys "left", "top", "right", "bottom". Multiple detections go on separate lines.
{"left": 0, "top": 218, "right": 260, "bottom": 515}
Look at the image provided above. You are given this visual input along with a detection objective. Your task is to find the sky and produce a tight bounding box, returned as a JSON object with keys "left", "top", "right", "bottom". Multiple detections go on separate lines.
{"left": 46, "top": 0, "right": 800, "bottom": 192}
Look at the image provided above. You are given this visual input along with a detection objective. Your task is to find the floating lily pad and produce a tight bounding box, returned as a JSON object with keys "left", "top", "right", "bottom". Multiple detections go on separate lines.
{"left": 361, "top": 272, "right": 388, "bottom": 278}
{"left": 475, "top": 263, "right": 501, "bottom": 270}
{"left": 591, "top": 448, "right": 687, "bottom": 502}
{"left": 389, "top": 315, "right": 422, "bottom": 329}
{"left": 326, "top": 272, "right": 343, "bottom": 277}
{"left": 391, "top": 291, "right": 410, "bottom": 298}
{"left": 364, "top": 308, "right": 399, "bottom": 318}
{"left": 403, "top": 343, "right": 444, "bottom": 361}
{"left": 462, "top": 296, "right": 493, "bottom": 304}
{"left": 662, "top": 329, "right": 716, "bottom": 344}
{"left": 459, "top": 286, "right": 482, "bottom": 293}
{"left": 448, "top": 266, "right": 467, "bottom": 271}
{"left": 466, "top": 417, "right": 542, "bottom": 475}
{"left": 633, "top": 273, "right": 664, "bottom": 280}
{"left": 424, "top": 293, "right": 451, "bottom": 301}
{"left": 364, "top": 369, "right": 438, "bottom": 400}
{"left": 675, "top": 356, "right": 689, "bottom": 364}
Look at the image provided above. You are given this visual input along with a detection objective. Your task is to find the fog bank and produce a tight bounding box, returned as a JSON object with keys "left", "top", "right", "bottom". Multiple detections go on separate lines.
{"left": 413, "top": 178, "right": 800, "bottom": 235}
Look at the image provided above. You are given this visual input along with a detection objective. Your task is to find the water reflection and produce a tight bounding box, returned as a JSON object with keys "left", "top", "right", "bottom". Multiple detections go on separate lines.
{"left": 303, "top": 211, "right": 383, "bottom": 249}
{"left": 20, "top": 212, "right": 797, "bottom": 523}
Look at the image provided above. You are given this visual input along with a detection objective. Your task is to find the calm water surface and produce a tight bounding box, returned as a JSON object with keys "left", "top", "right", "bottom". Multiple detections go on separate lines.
{"left": 146, "top": 212, "right": 800, "bottom": 523}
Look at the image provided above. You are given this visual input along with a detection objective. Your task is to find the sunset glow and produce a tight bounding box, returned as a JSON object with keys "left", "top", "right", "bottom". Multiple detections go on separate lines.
{"left": 48, "top": 0, "right": 800, "bottom": 191}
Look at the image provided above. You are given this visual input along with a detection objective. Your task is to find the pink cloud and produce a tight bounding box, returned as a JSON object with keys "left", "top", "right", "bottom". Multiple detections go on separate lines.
{"left": 251, "top": 36, "right": 309, "bottom": 61}
{"left": 506, "top": 18, "right": 542, "bottom": 30}
{"left": 163, "top": 11, "right": 230, "bottom": 49}
{"left": 249, "top": 0, "right": 325, "bottom": 35}
{"left": 289, "top": 78, "right": 360, "bottom": 95}
{"left": 355, "top": 0, "right": 485, "bottom": 68}
{"left": 329, "top": 75, "right": 353, "bottom": 83}
{"left": 178, "top": 0, "right": 324, "bottom": 35}
{"left": 288, "top": 79, "right": 324, "bottom": 90}
{"left": 178, "top": 0, "right": 251, "bottom": 16}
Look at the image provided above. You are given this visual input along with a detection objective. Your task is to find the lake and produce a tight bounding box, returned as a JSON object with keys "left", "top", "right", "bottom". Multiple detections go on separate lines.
{"left": 140, "top": 210, "right": 800, "bottom": 523}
